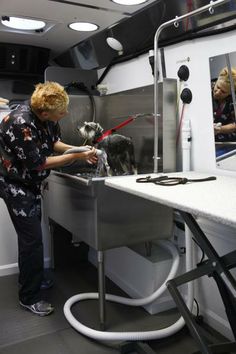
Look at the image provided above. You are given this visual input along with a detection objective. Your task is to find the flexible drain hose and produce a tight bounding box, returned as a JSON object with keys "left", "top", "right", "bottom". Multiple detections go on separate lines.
{"left": 64, "top": 239, "right": 194, "bottom": 341}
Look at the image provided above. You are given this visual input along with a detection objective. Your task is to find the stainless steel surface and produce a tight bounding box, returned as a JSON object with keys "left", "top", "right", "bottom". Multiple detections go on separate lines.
{"left": 46, "top": 85, "right": 175, "bottom": 248}
{"left": 52, "top": 171, "right": 93, "bottom": 186}
{"left": 59, "top": 95, "right": 100, "bottom": 147}
{"left": 153, "top": 0, "right": 229, "bottom": 173}
{"left": 59, "top": 85, "right": 176, "bottom": 175}
{"left": 43, "top": 172, "right": 173, "bottom": 251}
{"left": 98, "top": 86, "right": 155, "bottom": 174}
{"left": 45, "top": 86, "right": 176, "bottom": 327}
{"left": 158, "top": 79, "right": 177, "bottom": 173}
{"left": 43, "top": 171, "right": 174, "bottom": 326}
{"left": 44, "top": 171, "right": 173, "bottom": 326}
{"left": 59, "top": 88, "right": 155, "bottom": 174}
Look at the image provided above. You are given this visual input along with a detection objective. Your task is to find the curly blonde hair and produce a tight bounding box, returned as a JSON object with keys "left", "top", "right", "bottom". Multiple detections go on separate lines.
{"left": 217, "top": 67, "right": 236, "bottom": 92}
{"left": 31, "top": 81, "right": 69, "bottom": 113}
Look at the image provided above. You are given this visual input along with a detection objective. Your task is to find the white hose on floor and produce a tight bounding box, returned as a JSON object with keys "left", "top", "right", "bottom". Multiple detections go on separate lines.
{"left": 64, "top": 238, "right": 194, "bottom": 341}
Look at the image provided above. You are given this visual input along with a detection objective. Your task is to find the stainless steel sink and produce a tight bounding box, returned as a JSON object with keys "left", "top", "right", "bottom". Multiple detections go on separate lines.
{"left": 43, "top": 170, "right": 173, "bottom": 329}
{"left": 43, "top": 170, "right": 173, "bottom": 251}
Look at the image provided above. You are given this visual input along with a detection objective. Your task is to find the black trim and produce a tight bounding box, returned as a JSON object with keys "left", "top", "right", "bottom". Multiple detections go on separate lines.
{"left": 96, "top": 24, "right": 236, "bottom": 84}
{"left": 48, "top": 0, "right": 131, "bottom": 15}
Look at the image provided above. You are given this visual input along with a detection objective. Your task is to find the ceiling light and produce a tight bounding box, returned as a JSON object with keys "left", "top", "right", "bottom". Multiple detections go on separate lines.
{"left": 106, "top": 37, "right": 123, "bottom": 55}
{"left": 111, "top": 0, "right": 148, "bottom": 5}
{"left": 69, "top": 22, "right": 99, "bottom": 32}
{"left": 1, "top": 16, "right": 46, "bottom": 30}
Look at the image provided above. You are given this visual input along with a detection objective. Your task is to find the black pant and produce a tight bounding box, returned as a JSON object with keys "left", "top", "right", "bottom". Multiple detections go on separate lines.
{"left": 6, "top": 200, "right": 44, "bottom": 305}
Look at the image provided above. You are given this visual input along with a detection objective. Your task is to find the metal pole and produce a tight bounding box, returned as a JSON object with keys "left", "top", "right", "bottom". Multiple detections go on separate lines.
{"left": 97, "top": 250, "right": 106, "bottom": 330}
{"left": 153, "top": 0, "right": 229, "bottom": 173}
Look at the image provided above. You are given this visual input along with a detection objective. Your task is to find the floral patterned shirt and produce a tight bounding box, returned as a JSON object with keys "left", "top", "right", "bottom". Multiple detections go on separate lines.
{"left": 0, "top": 102, "right": 61, "bottom": 217}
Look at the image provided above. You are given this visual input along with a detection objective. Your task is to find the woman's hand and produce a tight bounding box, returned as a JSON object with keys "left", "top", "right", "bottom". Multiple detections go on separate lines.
{"left": 44, "top": 146, "right": 98, "bottom": 169}
{"left": 76, "top": 146, "right": 98, "bottom": 164}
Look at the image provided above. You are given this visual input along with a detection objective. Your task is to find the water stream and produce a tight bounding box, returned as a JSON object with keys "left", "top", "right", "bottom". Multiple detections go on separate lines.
{"left": 95, "top": 149, "right": 112, "bottom": 177}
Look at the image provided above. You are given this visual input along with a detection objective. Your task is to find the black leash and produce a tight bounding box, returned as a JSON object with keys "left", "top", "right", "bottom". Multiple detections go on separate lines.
{"left": 136, "top": 175, "right": 217, "bottom": 186}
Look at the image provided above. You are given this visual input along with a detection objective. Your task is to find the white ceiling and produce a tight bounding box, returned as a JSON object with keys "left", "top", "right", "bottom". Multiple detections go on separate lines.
{"left": 0, "top": 0, "right": 157, "bottom": 59}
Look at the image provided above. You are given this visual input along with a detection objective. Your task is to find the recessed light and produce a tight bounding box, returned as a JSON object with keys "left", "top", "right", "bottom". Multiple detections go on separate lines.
{"left": 1, "top": 16, "right": 46, "bottom": 30}
{"left": 111, "top": 0, "right": 148, "bottom": 5}
{"left": 69, "top": 22, "right": 99, "bottom": 32}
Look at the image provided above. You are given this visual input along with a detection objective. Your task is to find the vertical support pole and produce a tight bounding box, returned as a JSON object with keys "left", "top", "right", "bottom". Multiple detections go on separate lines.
{"left": 97, "top": 250, "right": 106, "bottom": 330}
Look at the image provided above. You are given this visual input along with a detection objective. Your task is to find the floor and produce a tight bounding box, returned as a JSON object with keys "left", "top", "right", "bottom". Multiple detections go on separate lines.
{"left": 0, "top": 233, "right": 231, "bottom": 354}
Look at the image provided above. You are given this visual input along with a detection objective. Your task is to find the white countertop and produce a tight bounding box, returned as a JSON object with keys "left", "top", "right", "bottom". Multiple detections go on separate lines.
{"left": 105, "top": 172, "right": 236, "bottom": 228}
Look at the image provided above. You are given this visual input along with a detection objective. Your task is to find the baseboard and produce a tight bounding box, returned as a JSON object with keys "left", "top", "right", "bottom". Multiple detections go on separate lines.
{"left": 201, "top": 308, "right": 234, "bottom": 341}
{"left": 0, "top": 263, "right": 18, "bottom": 276}
{"left": 0, "top": 257, "right": 51, "bottom": 277}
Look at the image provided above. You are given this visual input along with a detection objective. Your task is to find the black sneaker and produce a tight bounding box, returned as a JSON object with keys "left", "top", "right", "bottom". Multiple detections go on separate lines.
{"left": 19, "top": 300, "right": 54, "bottom": 316}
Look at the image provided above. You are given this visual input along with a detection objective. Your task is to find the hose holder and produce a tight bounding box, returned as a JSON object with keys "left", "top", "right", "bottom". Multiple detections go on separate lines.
{"left": 180, "top": 88, "right": 192, "bottom": 104}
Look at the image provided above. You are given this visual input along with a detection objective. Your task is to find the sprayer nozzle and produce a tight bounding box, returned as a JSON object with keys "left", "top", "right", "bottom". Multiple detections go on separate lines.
{"left": 148, "top": 51, "right": 154, "bottom": 76}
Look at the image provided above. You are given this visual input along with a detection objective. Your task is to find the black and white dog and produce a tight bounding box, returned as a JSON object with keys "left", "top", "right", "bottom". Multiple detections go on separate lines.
{"left": 78, "top": 121, "right": 137, "bottom": 176}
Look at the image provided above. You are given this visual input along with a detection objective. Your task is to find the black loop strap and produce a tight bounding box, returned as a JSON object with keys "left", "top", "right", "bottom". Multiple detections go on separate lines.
{"left": 136, "top": 175, "right": 216, "bottom": 186}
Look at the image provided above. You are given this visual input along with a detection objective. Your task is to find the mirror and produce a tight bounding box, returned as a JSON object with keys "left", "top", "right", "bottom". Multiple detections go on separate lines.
{"left": 209, "top": 52, "right": 236, "bottom": 171}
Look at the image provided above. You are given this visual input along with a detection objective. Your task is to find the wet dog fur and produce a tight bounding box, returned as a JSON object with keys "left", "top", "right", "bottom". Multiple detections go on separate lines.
{"left": 78, "top": 121, "right": 137, "bottom": 176}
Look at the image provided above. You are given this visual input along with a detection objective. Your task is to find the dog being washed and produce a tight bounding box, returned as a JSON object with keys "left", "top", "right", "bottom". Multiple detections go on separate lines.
{"left": 78, "top": 121, "right": 137, "bottom": 176}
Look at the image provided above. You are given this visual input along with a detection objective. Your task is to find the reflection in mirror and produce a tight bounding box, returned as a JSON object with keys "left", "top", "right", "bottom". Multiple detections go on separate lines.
{"left": 209, "top": 52, "right": 236, "bottom": 170}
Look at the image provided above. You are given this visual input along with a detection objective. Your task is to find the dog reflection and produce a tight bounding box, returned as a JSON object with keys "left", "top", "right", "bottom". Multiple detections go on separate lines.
{"left": 78, "top": 121, "right": 137, "bottom": 176}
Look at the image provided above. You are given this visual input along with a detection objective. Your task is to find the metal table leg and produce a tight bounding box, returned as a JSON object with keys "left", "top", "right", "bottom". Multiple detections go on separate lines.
{"left": 98, "top": 250, "right": 106, "bottom": 330}
{"left": 180, "top": 212, "right": 236, "bottom": 290}
{"left": 167, "top": 278, "right": 212, "bottom": 354}
{"left": 166, "top": 210, "right": 236, "bottom": 354}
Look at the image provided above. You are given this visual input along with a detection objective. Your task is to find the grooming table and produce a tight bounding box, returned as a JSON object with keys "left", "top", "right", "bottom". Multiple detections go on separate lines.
{"left": 105, "top": 171, "right": 236, "bottom": 354}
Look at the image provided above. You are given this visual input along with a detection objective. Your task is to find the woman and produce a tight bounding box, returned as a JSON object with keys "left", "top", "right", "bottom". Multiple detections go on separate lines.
{"left": 0, "top": 82, "right": 97, "bottom": 316}
{"left": 213, "top": 66, "right": 236, "bottom": 142}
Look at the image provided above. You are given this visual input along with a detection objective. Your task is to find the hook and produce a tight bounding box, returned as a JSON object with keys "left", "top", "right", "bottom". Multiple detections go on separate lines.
{"left": 209, "top": 1, "right": 214, "bottom": 15}
{"left": 174, "top": 16, "right": 179, "bottom": 28}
